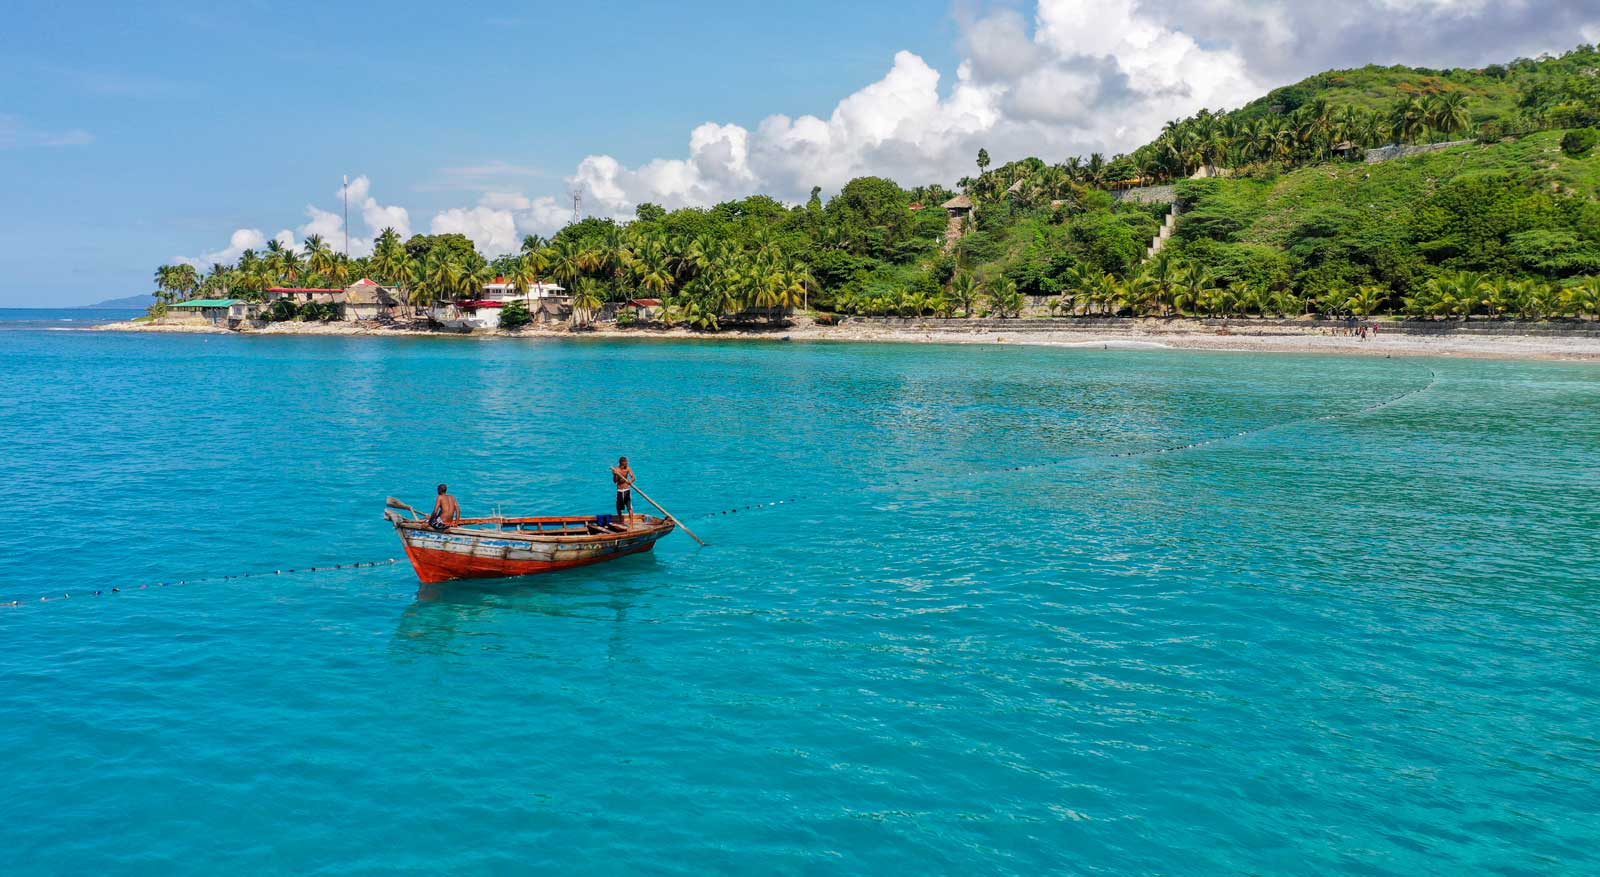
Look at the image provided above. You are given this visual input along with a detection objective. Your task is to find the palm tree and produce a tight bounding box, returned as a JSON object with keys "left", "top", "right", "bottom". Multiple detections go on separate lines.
{"left": 264, "top": 239, "right": 301, "bottom": 286}
{"left": 548, "top": 240, "right": 584, "bottom": 290}
{"left": 200, "top": 262, "right": 232, "bottom": 298}
{"left": 895, "top": 292, "right": 928, "bottom": 317}
{"left": 1454, "top": 271, "right": 1488, "bottom": 319}
{"left": 1483, "top": 278, "right": 1515, "bottom": 318}
{"left": 988, "top": 278, "right": 1023, "bottom": 319}
{"left": 634, "top": 245, "right": 674, "bottom": 300}
{"left": 1347, "top": 285, "right": 1385, "bottom": 317}
{"left": 1058, "top": 265, "right": 1096, "bottom": 315}
{"left": 1389, "top": 96, "right": 1428, "bottom": 144}
{"left": 1565, "top": 276, "right": 1600, "bottom": 320}
{"left": 303, "top": 235, "right": 337, "bottom": 282}
{"left": 1268, "top": 288, "right": 1302, "bottom": 319}
{"left": 1244, "top": 119, "right": 1273, "bottom": 162}
{"left": 772, "top": 269, "right": 806, "bottom": 320}
{"left": 461, "top": 259, "right": 492, "bottom": 302}
{"left": 152, "top": 265, "right": 179, "bottom": 306}
{"left": 1172, "top": 265, "right": 1215, "bottom": 316}
{"left": 329, "top": 254, "right": 352, "bottom": 287}
{"left": 370, "top": 228, "right": 407, "bottom": 283}
{"left": 156, "top": 263, "right": 200, "bottom": 301}
{"left": 1212, "top": 285, "right": 1241, "bottom": 317}
{"left": 413, "top": 253, "right": 463, "bottom": 312}
{"left": 571, "top": 279, "right": 604, "bottom": 328}
{"left": 949, "top": 272, "right": 980, "bottom": 317}
{"left": 1427, "top": 92, "right": 1472, "bottom": 138}
{"left": 1086, "top": 153, "right": 1107, "bottom": 187}
{"left": 1354, "top": 111, "right": 1385, "bottom": 149}
{"left": 785, "top": 259, "right": 816, "bottom": 313}
{"left": 1143, "top": 255, "right": 1180, "bottom": 315}
{"left": 1271, "top": 125, "right": 1297, "bottom": 161}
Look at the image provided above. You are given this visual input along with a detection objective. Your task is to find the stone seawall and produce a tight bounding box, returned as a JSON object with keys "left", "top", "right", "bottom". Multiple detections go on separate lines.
{"left": 1111, "top": 185, "right": 1178, "bottom": 205}
{"left": 1364, "top": 140, "right": 1475, "bottom": 164}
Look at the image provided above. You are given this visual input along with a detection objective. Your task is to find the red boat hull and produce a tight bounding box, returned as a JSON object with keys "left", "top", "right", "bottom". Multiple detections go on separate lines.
{"left": 388, "top": 513, "right": 676, "bottom": 584}
{"left": 401, "top": 538, "right": 660, "bottom": 584}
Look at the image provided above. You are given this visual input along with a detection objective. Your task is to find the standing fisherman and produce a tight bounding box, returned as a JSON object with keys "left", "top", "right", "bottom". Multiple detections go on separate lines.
{"left": 611, "top": 456, "right": 635, "bottom": 519}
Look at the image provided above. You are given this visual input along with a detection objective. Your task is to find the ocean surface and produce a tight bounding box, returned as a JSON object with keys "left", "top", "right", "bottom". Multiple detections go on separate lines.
{"left": 3, "top": 320, "right": 1598, "bottom": 875}
{"left": 0, "top": 307, "right": 146, "bottom": 330}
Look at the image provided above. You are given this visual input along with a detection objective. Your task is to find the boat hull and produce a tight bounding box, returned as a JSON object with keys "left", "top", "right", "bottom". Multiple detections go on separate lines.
{"left": 393, "top": 517, "right": 674, "bottom": 584}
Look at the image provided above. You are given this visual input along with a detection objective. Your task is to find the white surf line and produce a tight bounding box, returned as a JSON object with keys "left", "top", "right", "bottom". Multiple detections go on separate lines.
{"left": 1029, "top": 340, "right": 1173, "bottom": 350}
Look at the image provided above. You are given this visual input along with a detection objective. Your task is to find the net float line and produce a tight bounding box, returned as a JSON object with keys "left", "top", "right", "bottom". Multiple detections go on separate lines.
{"left": 4, "top": 558, "right": 402, "bottom": 609}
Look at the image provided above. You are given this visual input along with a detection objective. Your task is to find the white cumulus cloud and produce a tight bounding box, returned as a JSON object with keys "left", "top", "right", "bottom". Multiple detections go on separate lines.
{"left": 563, "top": 0, "right": 1261, "bottom": 219}
{"left": 180, "top": 0, "right": 1597, "bottom": 264}
{"left": 184, "top": 176, "right": 411, "bottom": 265}
{"left": 346, "top": 175, "right": 412, "bottom": 241}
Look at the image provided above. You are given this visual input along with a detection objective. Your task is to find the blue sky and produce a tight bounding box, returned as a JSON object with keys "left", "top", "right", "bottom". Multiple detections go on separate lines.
{"left": 2, "top": 0, "right": 1591, "bottom": 306}
{"left": 0, "top": 0, "right": 959, "bottom": 305}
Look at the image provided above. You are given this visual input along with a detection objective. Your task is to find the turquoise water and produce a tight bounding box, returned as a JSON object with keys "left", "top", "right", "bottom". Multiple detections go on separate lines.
{"left": 0, "top": 307, "right": 145, "bottom": 330}
{"left": 3, "top": 325, "right": 1599, "bottom": 874}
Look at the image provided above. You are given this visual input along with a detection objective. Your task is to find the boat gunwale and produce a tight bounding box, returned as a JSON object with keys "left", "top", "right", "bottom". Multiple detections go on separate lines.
{"left": 394, "top": 514, "right": 675, "bottom": 546}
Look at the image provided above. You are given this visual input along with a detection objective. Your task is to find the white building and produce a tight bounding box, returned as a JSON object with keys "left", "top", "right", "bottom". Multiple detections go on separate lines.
{"left": 481, "top": 278, "right": 566, "bottom": 302}
{"left": 428, "top": 277, "right": 570, "bottom": 330}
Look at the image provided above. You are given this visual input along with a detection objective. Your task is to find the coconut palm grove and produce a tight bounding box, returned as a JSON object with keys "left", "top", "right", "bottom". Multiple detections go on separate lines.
{"left": 153, "top": 45, "right": 1600, "bottom": 326}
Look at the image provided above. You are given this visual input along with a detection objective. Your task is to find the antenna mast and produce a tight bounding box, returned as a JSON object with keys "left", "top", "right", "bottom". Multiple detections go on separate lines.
{"left": 569, "top": 189, "right": 582, "bottom": 224}
{"left": 342, "top": 175, "right": 350, "bottom": 257}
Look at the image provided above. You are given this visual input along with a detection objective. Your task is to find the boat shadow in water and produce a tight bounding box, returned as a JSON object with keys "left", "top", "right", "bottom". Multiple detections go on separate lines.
{"left": 389, "top": 553, "right": 668, "bottom": 660}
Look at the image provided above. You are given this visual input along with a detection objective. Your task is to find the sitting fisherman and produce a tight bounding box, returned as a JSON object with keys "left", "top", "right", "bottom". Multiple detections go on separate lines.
{"left": 428, "top": 483, "right": 462, "bottom": 530}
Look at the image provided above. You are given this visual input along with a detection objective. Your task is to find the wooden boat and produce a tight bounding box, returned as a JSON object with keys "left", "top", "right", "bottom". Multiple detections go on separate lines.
{"left": 384, "top": 508, "right": 676, "bottom": 584}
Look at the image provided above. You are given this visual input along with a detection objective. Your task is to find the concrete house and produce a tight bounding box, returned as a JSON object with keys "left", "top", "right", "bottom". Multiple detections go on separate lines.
{"left": 342, "top": 278, "right": 402, "bottom": 321}
{"left": 167, "top": 299, "right": 239, "bottom": 327}
{"left": 263, "top": 287, "right": 345, "bottom": 305}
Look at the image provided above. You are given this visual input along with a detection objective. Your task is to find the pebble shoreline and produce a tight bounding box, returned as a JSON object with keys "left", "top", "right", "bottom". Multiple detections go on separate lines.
{"left": 94, "top": 318, "right": 1600, "bottom": 361}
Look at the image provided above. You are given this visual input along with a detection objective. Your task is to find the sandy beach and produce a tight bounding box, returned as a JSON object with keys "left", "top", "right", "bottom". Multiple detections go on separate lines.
{"left": 95, "top": 316, "right": 1600, "bottom": 361}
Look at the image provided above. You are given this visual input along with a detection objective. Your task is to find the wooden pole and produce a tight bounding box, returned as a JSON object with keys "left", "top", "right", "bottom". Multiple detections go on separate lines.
{"left": 386, "top": 497, "right": 421, "bottom": 520}
{"left": 630, "top": 484, "right": 707, "bottom": 546}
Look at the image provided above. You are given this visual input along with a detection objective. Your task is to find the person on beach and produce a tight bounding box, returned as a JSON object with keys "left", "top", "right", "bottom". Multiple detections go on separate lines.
{"left": 429, "top": 483, "right": 461, "bottom": 530}
{"left": 612, "top": 457, "right": 635, "bottom": 518}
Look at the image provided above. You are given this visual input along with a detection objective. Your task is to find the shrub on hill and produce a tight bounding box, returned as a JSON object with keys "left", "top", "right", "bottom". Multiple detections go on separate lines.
{"left": 1561, "top": 128, "right": 1598, "bottom": 157}
{"left": 499, "top": 300, "right": 532, "bottom": 330}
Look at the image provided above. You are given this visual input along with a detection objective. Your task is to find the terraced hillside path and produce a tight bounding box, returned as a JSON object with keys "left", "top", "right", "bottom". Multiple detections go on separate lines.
{"left": 1145, "top": 202, "right": 1181, "bottom": 262}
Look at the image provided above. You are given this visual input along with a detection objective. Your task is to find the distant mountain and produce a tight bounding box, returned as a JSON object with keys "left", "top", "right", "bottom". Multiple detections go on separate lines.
{"left": 78, "top": 294, "right": 155, "bottom": 309}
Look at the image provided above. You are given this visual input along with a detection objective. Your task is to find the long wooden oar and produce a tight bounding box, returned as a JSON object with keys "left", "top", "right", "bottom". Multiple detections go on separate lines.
{"left": 631, "top": 484, "right": 707, "bottom": 546}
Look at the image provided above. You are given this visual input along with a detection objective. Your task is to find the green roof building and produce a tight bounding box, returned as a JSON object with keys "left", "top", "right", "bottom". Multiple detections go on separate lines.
{"left": 166, "top": 298, "right": 245, "bottom": 328}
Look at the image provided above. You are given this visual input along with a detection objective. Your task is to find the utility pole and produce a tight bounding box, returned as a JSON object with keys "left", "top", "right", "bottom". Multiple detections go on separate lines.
{"left": 342, "top": 175, "right": 350, "bottom": 257}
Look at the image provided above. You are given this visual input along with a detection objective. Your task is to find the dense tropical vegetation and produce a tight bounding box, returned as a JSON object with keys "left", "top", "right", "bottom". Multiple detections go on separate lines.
{"left": 153, "top": 44, "right": 1600, "bottom": 325}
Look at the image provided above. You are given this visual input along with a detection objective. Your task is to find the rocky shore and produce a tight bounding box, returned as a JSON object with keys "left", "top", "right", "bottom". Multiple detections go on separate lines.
{"left": 95, "top": 315, "right": 1600, "bottom": 361}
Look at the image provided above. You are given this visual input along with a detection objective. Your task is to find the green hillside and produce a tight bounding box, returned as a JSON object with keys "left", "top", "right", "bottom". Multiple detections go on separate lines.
{"left": 1238, "top": 65, "right": 1521, "bottom": 126}
{"left": 155, "top": 45, "right": 1600, "bottom": 324}
{"left": 1169, "top": 131, "right": 1600, "bottom": 304}
{"left": 1235, "top": 48, "right": 1600, "bottom": 135}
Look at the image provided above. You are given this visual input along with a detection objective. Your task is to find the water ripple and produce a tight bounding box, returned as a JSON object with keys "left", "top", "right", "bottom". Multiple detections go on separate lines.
{"left": 2, "top": 334, "right": 1598, "bottom": 874}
